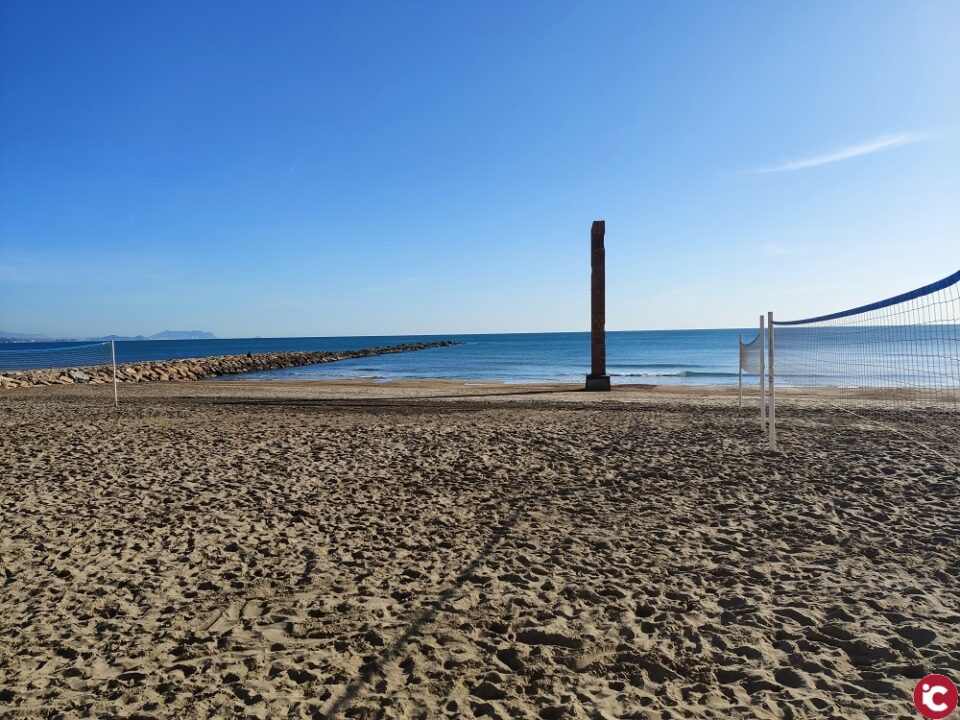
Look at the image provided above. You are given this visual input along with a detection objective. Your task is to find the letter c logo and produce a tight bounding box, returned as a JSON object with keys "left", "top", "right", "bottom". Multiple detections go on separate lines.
{"left": 915, "top": 675, "right": 958, "bottom": 719}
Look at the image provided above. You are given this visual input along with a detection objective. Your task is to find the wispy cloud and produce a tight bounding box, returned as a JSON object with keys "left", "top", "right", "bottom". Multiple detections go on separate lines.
{"left": 756, "top": 132, "right": 924, "bottom": 173}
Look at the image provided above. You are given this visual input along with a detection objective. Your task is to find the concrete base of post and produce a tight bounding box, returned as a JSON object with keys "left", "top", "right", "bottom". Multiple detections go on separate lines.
{"left": 585, "top": 373, "right": 611, "bottom": 391}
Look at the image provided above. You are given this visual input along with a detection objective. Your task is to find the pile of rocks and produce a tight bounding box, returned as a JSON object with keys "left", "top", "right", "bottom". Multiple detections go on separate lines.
{"left": 0, "top": 341, "right": 459, "bottom": 389}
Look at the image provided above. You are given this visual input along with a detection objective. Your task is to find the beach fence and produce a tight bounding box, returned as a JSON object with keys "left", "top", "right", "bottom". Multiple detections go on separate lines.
{"left": 755, "top": 269, "right": 960, "bottom": 465}
{"left": 0, "top": 341, "right": 119, "bottom": 406}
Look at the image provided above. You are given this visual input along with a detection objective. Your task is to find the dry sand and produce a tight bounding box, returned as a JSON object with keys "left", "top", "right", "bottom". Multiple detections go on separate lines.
{"left": 1, "top": 381, "right": 958, "bottom": 719}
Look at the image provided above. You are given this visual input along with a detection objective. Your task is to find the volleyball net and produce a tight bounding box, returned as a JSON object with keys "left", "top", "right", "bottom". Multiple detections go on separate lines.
{"left": 738, "top": 323, "right": 767, "bottom": 430}
{"left": 0, "top": 341, "right": 119, "bottom": 406}
{"left": 763, "top": 269, "right": 960, "bottom": 464}
{"left": 0, "top": 341, "right": 114, "bottom": 371}
{"left": 738, "top": 329, "right": 763, "bottom": 375}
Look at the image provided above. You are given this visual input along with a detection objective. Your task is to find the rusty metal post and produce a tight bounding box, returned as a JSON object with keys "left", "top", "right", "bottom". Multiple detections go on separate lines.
{"left": 586, "top": 220, "right": 611, "bottom": 391}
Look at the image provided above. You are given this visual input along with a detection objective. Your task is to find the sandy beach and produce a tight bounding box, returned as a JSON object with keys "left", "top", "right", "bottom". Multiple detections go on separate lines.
{"left": 1, "top": 381, "right": 958, "bottom": 719}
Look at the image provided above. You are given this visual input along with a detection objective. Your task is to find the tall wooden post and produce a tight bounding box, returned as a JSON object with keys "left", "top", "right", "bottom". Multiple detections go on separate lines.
{"left": 586, "top": 220, "right": 611, "bottom": 391}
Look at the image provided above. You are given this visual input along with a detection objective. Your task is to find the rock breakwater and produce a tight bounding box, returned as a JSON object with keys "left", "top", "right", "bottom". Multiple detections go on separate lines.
{"left": 0, "top": 341, "right": 459, "bottom": 389}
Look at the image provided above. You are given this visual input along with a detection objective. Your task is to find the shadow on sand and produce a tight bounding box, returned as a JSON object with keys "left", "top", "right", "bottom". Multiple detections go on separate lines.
{"left": 320, "top": 499, "right": 529, "bottom": 717}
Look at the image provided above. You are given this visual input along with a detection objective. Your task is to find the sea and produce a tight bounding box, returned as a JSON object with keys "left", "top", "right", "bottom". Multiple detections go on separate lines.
{"left": 5, "top": 327, "right": 953, "bottom": 387}
{"left": 0, "top": 330, "right": 750, "bottom": 385}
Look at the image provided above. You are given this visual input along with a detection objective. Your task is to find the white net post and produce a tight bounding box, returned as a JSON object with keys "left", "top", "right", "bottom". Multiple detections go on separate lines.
{"left": 768, "top": 311, "right": 777, "bottom": 451}
{"left": 759, "top": 314, "right": 766, "bottom": 434}
{"left": 738, "top": 332, "right": 743, "bottom": 411}
{"left": 111, "top": 340, "right": 119, "bottom": 408}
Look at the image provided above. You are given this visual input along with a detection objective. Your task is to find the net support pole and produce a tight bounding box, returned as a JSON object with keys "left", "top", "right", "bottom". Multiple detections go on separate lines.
{"left": 738, "top": 332, "right": 743, "bottom": 411}
{"left": 758, "top": 315, "right": 765, "bottom": 433}
{"left": 111, "top": 340, "right": 118, "bottom": 408}
{"left": 767, "top": 311, "right": 777, "bottom": 451}
{"left": 585, "top": 220, "right": 611, "bottom": 391}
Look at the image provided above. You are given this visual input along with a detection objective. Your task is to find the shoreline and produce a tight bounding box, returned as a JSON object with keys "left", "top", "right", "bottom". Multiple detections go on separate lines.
{"left": 0, "top": 379, "right": 772, "bottom": 426}
{"left": 4, "top": 376, "right": 948, "bottom": 408}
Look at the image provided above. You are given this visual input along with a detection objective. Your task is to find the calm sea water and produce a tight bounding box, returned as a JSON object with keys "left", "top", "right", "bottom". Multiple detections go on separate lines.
{"left": 222, "top": 331, "right": 748, "bottom": 385}
{"left": 5, "top": 327, "right": 954, "bottom": 386}
{"left": 0, "top": 330, "right": 749, "bottom": 385}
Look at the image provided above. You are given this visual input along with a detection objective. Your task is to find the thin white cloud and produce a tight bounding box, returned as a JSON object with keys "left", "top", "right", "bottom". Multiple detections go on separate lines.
{"left": 757, "top": 132, "right": 924, "bottom": 173}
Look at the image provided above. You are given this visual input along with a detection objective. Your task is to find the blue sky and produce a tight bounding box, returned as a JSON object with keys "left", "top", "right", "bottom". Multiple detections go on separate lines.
{"left": 1, "top": 1, "right": 958, "bottom": 338}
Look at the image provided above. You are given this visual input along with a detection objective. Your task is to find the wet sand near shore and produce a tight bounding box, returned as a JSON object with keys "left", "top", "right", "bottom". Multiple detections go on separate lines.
{"left": 1, "top": 381, "right": 958, "bottom": 719}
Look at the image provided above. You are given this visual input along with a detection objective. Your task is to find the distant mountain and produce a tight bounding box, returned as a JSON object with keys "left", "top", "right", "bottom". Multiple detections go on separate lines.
{"left": 0, "top": 329, "right": 217, "bottom": 343}
{"left": 0, "top": 330, "right": 53, "bottom": 342}
{"left": 149, "top": 330, "right": 217, "bottom": 340}
{"left": 91, "top": 331, "right": 217, "bottom": 341}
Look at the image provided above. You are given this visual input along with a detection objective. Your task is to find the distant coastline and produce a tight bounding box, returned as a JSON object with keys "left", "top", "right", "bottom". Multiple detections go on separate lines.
{"left": 0, "top": 329, "right": 216, "bottom": 344}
